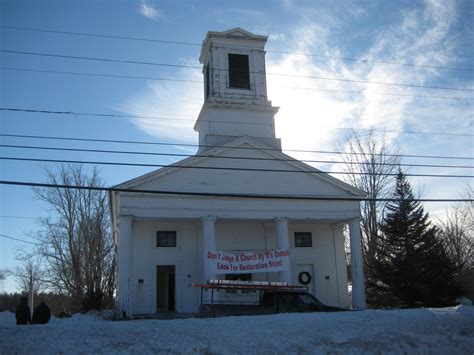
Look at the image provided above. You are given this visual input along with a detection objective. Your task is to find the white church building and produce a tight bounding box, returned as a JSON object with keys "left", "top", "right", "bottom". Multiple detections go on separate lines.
{"left": 110, "top": 28, "right": 366, "bottom": 316}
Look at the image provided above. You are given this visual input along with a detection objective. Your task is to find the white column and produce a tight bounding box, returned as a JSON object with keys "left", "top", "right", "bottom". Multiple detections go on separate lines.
{"left": 117, "top": 215, "right": 133, "bottom": 318}
{"left": 276, "top": 217, "right": 292, "bottom": 283}
{"left": 349, "top": 219, "right": 366, "bottom": 310}
{"left": 28, "top": 286, "right": 34, "bottom": 319}
{"left": 202, "top": 216, "right": 217, "bottom": 282}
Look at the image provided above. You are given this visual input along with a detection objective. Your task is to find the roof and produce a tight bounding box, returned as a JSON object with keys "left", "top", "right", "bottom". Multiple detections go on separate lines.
{"left": 199, "top": 27, "right": 267, "bottom": 64}
{"left": 204, "top": 27, "right": 267, "bottom": 41}
{"left": 112, "top": 136, "right": 366, "bottom": 199}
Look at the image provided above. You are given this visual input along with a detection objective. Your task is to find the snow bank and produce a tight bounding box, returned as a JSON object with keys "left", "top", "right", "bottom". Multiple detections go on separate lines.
{"left": 1, "top": 306, "right": 473, "bottom": 354}
{"left": 0, "top": 311, "right": 15, "bottom": 326}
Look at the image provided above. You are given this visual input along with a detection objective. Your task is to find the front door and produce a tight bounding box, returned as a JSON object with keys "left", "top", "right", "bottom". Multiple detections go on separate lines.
{"left": 156, "top": 265, "right": 175, "bottom": 312}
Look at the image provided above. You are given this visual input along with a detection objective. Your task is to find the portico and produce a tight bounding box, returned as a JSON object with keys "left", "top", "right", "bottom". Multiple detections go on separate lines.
{"left": 112, "top": 186, "right": 365, "bottom": 316}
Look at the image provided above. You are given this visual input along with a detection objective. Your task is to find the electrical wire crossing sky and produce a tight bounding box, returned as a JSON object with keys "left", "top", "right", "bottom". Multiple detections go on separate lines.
{"left": 0, "top": 0, "right": 473, "bottom": 293}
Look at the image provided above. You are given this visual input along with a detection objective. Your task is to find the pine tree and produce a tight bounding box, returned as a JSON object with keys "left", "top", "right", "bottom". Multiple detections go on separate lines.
{"left": 372, "top": 171, "right": 462, "bottom": 308}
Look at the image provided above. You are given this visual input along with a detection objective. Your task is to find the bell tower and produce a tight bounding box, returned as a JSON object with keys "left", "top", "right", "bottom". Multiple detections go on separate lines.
{"left": 194, "top": 28, "right": 280, "bottom": 152}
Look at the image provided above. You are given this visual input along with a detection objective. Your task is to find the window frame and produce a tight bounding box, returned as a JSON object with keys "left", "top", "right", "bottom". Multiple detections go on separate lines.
{"left": 294, "top": 232, "right": 313, "bottom": 248}
{"left": 156, "top": 231, "right": 177, "bottom": 248}
{"left": 228, "top": 53, "right": 251, "bottom": 90}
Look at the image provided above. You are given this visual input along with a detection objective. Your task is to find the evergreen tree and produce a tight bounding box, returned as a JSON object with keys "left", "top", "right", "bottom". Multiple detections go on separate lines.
{"left": 372, "top": 171, "right": 461, "bottom": 308}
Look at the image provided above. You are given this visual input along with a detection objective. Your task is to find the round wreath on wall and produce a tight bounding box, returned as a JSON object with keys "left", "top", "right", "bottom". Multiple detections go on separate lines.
{"left": 298, "top": 271, "right": 312, "bottom": 285}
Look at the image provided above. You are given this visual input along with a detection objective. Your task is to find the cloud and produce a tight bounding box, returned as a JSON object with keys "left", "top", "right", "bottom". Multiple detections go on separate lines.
{"left": 124, "top": 2, "right": 468, "bottom": 148}
{"left": 138, "top": 1, "right": 162, "bottom": 20}
{"left": 269, "top": 33, "right": 286, "bottom": 42}
{"left": 114, "top": 60, "right": 202, "bottom": 143}
{"left": 118, "top": 1, "right": 472, "bottom": 210}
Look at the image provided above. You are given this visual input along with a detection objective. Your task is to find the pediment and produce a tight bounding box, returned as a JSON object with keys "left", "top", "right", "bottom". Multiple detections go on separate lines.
{"left": 200, "top": 28, "right": 267, "bottom": 64}
{"left": 114, "top": 137, "right": 365, "bottom": 199}
{"left": 206, "top": 27, "right": 267, "bottom": 41}
{"left": 220, "top": 28, "right": 257, "bottom": 39}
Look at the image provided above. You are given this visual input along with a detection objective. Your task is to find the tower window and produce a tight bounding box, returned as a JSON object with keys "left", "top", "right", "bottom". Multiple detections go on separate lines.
{"left": 205, "top": 63, "right": 210, "bottom": 99}
{"left": 228, "top": 54, "right": 250, "bottom": 89}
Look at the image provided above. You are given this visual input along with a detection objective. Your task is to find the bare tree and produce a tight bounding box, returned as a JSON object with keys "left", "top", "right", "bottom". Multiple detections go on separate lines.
{"left": 437, "top": 195, "right": 473, "bottom": 269}
{"left": 0, "top": 268, "right": 9, "bottom": 293}
{"left": 14, "top": 255, "right": 44, "bottom": 295}
{"left": 339, "top": 131, "right": 401, "bottom": 265}
{"left": 437, "top": 204, "right": 474, "bottom": 267}
{"left": 436, "top": 185, "right": 474, "bottom": 300}
{"left": 12, "top": 254, "right": 45, "bottom": 313}
{"left": 34, "top": 164, "right": 116, "bottom": 310}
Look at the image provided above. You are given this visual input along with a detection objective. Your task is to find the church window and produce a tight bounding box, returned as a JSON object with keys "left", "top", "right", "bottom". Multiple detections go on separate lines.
{"left": 294, "top": 232, "right": 312, "bottom": 247}
{"left": 156, "top": 231, "right": 177, "bottom": 247}
{"left": 228, "top": 53, "right": 250, "bottom": 89}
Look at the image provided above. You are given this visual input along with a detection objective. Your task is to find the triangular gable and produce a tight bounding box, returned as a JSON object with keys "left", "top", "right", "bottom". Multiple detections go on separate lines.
{"left": 114, "top": 136, "right": 365, "bottom": 198}
{"left": 200, "top": 28, "right": 267, "bottom": 64}
{"left": 208, "top": 27, "right": 267, "bottom": 41}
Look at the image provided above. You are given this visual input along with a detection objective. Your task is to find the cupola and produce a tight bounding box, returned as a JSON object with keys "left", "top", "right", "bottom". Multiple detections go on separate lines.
{"left": 194, "top": 28, "right": 280, "bottom": 152}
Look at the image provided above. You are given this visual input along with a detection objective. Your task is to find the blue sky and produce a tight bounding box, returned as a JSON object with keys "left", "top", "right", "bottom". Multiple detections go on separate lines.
{"left": 1, "top": 0, "right": 473, "bottom": 292}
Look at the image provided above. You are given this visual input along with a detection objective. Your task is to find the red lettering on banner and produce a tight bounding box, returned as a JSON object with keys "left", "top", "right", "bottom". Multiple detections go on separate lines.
{"left": 269, "top": 260, "right": 283, "bottom": 268}
{"left": 207, "top": 249, "right": 290, "bottom": 274}
{"left": 265, "top": 251, "right": 274, "bottom": 259}
{"left": 222, "top": 254, "right": 235, "bottom": 263}
{"left": 274, "top": 250, "right": 290, "bottom": 257}
{"left": 207, "top": 252, "right": 218, "bottom": 260}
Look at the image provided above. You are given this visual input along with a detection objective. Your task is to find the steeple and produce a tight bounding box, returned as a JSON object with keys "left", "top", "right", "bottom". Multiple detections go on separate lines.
{"left": 194, "top": 28, "right": 280, "bottom": 152}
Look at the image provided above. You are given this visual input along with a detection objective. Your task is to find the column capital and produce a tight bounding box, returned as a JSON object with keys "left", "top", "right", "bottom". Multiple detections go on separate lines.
{"left": 275, "top": 217, "right": 288, "bottom": 223}
{"left": 201, "top": 216, "right": 217, "bottom": 222}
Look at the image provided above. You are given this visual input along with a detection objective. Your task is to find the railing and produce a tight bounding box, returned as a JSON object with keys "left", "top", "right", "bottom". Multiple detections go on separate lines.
{"left": 190, "top": 280, "right": 309, "bottom": 307}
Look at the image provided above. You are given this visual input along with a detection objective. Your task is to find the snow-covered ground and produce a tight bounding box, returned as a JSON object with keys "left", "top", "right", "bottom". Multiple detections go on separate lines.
{"left": 1, "top": 306, "right": 473, "bottom": 354}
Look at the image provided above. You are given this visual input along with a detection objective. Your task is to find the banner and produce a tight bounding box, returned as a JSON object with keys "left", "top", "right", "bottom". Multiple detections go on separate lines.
{"left": 206, "top": 249, "right": 290, "bottom": 274}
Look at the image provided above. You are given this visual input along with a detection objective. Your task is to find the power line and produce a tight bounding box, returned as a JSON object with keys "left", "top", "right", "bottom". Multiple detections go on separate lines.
{"left": 282, "top": 85, "right": 473, "bottom": 101}
{"left": 1, "top": 66, "right": 202, "bottom": 83}
{"left": 1, "top": 24, "right": 472, "bottom": 72}
{"left": 2, "top": 143, "right": 473, "bottom": 170}
{"left": 0, "top": 233, "right": 39, "bottom": 246}
{"left": 2, "top": 66, "right": 472, "bottom": 101}
{"left": 0, "top": 48, "right": 202, "bottom": 68}
{"left": 0, "top": 215, "right": 37, "bottom": 220}
{"left": 1, "top": 156, "right": 472, "bottom": 178}
{"left": 0, "top": 25, "right": 203, "bottom": 46}
{"left": 1, "top": 133, "right": 473, "bottom": 161}
{"left": 1, "top": 180, "right": 472, "bottom": 202}
{"left": 269, "top": 71, "right": 473, "bottom": 92}
{"left": 268, "top": 49, "right": 474, "bottom": 72}
{"left": 2, "top": 107, "right": 474, "bottom": 139}
{"left": 0, "top": 107, "right": 231, "bottom": 124}
{"left": 2, "top": 49, "right": 473, "bottom": 92}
